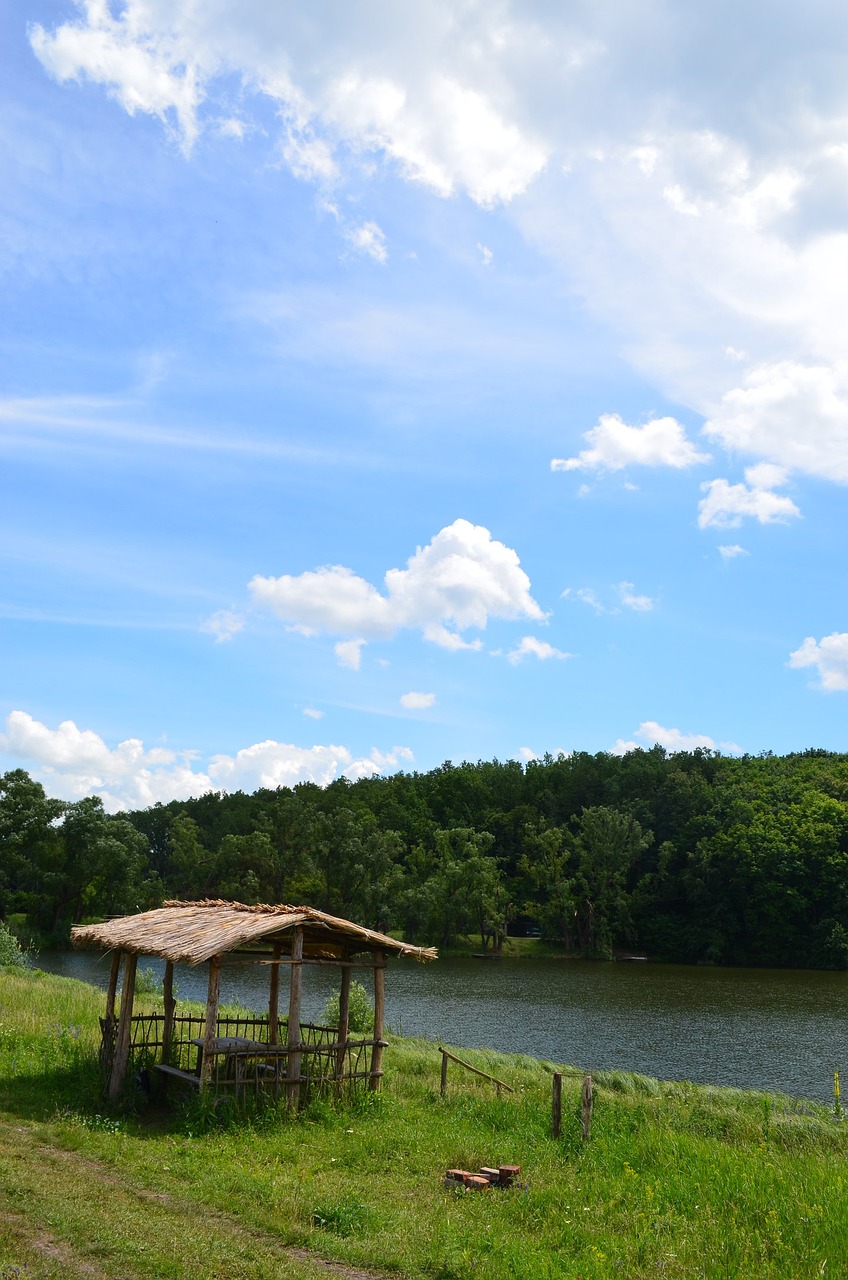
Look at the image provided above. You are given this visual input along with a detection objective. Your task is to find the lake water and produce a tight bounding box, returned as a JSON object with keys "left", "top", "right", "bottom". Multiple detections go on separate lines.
{"left": 37, "top": 950, "right": 848, "bottom": 1104}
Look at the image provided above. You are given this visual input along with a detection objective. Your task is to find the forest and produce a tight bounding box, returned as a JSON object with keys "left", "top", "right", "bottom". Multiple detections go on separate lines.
{"left": 3, "top": 746, "right": 848, "bottom": 969}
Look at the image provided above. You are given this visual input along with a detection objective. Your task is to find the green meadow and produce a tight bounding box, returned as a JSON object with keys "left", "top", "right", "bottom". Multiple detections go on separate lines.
{"left": 1, "top": 967, "right": 847, "bottom": 1280}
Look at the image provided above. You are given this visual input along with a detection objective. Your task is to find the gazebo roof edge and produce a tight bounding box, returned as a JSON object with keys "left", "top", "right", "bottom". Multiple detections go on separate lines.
{"left": 71, "top": 899, "right": 438, "bottom": 965}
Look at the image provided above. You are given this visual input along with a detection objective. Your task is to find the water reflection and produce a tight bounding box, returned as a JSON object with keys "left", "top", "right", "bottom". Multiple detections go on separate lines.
{"left": 38, "top": 951, "right": 847, "bottom": 1103}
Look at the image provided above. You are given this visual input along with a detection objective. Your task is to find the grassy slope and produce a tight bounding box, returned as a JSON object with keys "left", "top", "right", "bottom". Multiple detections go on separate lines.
{"left": 1, "top": 968, "right": 847, "bottom": 1280}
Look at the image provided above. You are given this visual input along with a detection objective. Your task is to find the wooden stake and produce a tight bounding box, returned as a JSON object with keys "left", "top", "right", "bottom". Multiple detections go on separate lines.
{"left": 335, "top": 952, "right": 351, "bottom": 1081}
{"left": 581, "top": 1074, "right": 593, "bottom": 1141}
{"left": 440, "top": 1049, "right": 449, "bottom": 1097}
{"left": 268, "top": 943, "right": 281, "bottom": 1046}
{"left": 552, "top": 1071, "right": 563, "bottom": 1138}
{"left": 286, "top": 926, "right": 304, "bottom": 1108}
{"left": 369, "top": 949, "right": 385, "bottom": 1091}
{"left": 161, "top": 960, "right": 175, "bottom": 1066}
{"left": 107, "top": 952, "right": 137, "bottom": 1101}
{"left": 199, "top": 955, "right": 221, "bottom": 1090}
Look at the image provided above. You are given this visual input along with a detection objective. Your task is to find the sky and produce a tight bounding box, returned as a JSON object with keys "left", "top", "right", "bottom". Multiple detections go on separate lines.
{"left": 2, "top": 0, "right": 847, "bottom": 811}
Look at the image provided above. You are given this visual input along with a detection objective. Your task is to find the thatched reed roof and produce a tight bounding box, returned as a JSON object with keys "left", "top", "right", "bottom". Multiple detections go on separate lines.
{"left": 71, "top": 900, "right": 437, "bottom": 966}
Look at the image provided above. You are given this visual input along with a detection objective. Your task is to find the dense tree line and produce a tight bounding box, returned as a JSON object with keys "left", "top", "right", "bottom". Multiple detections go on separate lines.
{"left": 3, "top": 747, "right": 848, "bottom": 968}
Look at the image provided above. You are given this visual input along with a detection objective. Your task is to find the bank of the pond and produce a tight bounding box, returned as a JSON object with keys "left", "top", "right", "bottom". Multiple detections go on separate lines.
{"left": 2, "top": 967, "right": 848, "bottom": 1280}
{"left": 35, "top": 946, "right": 848, "bottom": 1103}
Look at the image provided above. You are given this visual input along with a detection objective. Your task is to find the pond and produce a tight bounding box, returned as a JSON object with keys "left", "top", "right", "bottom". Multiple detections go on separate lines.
{"left": 37, "top": 950, "right": 847, "bottom": 1104}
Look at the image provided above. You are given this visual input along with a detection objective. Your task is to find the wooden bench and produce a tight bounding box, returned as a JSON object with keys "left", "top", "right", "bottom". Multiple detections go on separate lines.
{"left": 154, "top": 1063, "right": 201, "bottom": 1088}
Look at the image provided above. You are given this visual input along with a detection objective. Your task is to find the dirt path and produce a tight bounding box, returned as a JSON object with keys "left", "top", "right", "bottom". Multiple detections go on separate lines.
{"left": 0, "top": 1120, "right": 395, "bottom": 1280}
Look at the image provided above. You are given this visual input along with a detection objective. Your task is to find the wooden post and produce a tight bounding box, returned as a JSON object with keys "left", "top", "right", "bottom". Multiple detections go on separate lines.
{"left": 199, "top": 955, "right": 221, "bottom": 1089}
{"left": 161, "top": 960, "right": 175, "bottom": 1066}
{"left": 369, "top": 949, "right": 385, "bottom": 1091}
{"left": 581, "top": 1074, "right": 593, "bottom": 1141}
{"left": 285, "top": 926, "right": 304, "bottom": 1108}
{"left": 335, "top": 951, "right": 351, "bottom": 1081}
{"left": 105, "top": 951, "right": 121, "bottom": 1026}
{"left": 440, "top": 1048, "right": 449, "bottom": 1097}
{"left": 552, "top": 1071, "right": 563, "bottom": 1138}
{"left": 107, "top": 952, "right": 137, "bottom": 1101}
{"left": 268, "top": 943, "right": 282, "bottom": 1046}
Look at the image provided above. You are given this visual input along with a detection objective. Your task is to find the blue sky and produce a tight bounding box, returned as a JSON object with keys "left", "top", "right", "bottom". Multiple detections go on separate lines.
{"left": 2, "top": 0, "right": 847, "bottom": 809}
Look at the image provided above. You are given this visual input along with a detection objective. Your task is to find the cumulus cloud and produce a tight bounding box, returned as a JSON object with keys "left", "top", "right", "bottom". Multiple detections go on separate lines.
{"left": 788, "top": 633, "right": 848, "bottom": 691}
{"left": 0, "top": 710, "right": 413, "bottom": 810}
{"left": 250, "top": 519, "right": 544, "bottom": 657}
{"left": 0, "top": 710, "right": 211, "bottom": 810}
{"left": 551, "top": 414, "right": 710, "bottom": 474}
{"left": 698, "top": 465, "right": 801, "bottom": 529}
{"left": 517, "top": 746, "right": 538, "bottom": 762}
{"left": 703, "top": 363, "right": 848, "bottom": 483}
{"left": 611, "top": 720, "right": 741, "bottom": 755}
{"left": 506, "top": 635, "right": 571, "bottom": 665}
{"left": 200, "top": 609, "right": 244, "bottom": 643}
{"left": 399, "top": 691, "right": 436, "bottom": 709}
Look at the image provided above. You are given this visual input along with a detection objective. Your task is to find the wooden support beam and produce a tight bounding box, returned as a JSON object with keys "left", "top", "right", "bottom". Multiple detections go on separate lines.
{"left": 268, "top": 943, "right": 281, "bottom": 1046}
{"left": 199, "top": 956, "right": 221, "bottom": 1090}
{"left": 161, "top": 961, "right": 175, "bottom": 1066}
{"left": 285, "top": 926, "right": 304, "bottom": 1109}
{"left": 107, "top": 952, "right": 136, "bottom": 1101}
{"left": 335, "top": 950, "right": 351, "bottom": 1082}
{"left": 438, "top": 1046, "right": 514, "bottom": 1094}
{"left": 369, "top": 950, "right": 385, "bottom": 1092}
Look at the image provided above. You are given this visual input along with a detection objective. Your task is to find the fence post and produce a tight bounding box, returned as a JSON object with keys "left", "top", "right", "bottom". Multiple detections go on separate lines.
{"left": 552, "top": 1071, "right": 562, "bottom": 1138}
{"left": 440, "top": 1048, "right": 449, "bottom": 1096}
{"left": 581, "top": 1074, "right": 593, "bottom": 1141}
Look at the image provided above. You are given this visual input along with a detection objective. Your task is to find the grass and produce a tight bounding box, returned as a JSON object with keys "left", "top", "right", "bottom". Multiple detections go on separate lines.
{"left": 1, "top": 968, "right": 847, "bottom": 1278}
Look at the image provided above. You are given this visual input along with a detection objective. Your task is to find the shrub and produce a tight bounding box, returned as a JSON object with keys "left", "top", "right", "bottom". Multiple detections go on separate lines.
{"left": 0, "top": 919, "right": 30, "bottom": 969}
{"left": 322, "top": 980, "right": 374, "bottom": 1034}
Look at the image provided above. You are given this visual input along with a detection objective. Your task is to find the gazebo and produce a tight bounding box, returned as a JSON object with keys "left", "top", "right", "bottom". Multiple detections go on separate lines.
{"left": 71, "top": 899, "right": 436, "bottom": 1105}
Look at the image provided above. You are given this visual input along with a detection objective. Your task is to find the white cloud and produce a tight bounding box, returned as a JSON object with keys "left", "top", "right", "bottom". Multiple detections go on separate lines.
{"left": 30, "top": 2, "right": 202, "bottom": 152}
{"left": 346, "top": 220, "right": 388, "bottom": 263}
{"left": 788, "top": 633, "right": 848, "bottom": 691}
{"left": 703, "top": 363, "right": 848, "bottom": 483}
{"left": 477, "top": 242, "right": 493, "bottom": 266}
{"left": 575, "top": 587, "right": 604, "bottom": 613}
{"left": 30, "top": 4, "right": 547, "bottom": 207}
{"left": 208, "top": 739, "right": 411, "bottom": 789}
{"left": 302, "top": 706, "right": 324, "bottom": 719}
{"left": 552, "top": 414, "right": 710, "bottom": 474}
{"left": 335, "top": 638, "right": 366, "bottom": 670}
{"left": 698, "top": 466, "right": 801, "bottom": 529}
{"left": 611, "top": 720, "right": 741, "bottom": 755}
{"left": 718, "top": 544, "right": 749, "bottom": 560}
{"left": 506, "top": 635, "right": 571, "bottom": 665}
{"left": 567, "top": 583, "right": 654, "bottom": 614}
{"left": 250, "top": 519, "right": 544, "bottom": 658}
{"left": 200, "top": 609, "right": 244, "bottom": 643}
{"left": 0, "top": 710, "right": 211, "bottom": 810}
{"left": 618, "top": 582, "right": 654, "bottom": 612}
{"left": 0, "top": 709, "right": 413, "bottom": 810}
{"left": 399, "top": 691, "right": 436, "bottom": 709}
{"left": 30, "top": 2, "right": 848, "bottom": 491}
{"left": 517, "top": 746, "right": 538, "bottom": 762}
